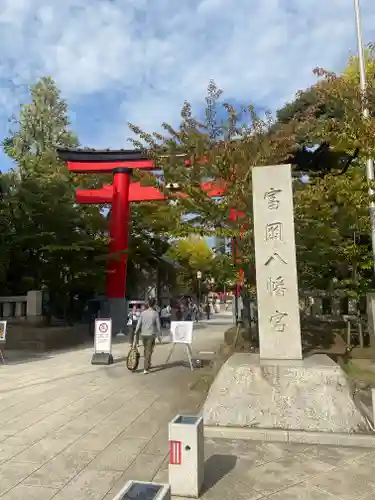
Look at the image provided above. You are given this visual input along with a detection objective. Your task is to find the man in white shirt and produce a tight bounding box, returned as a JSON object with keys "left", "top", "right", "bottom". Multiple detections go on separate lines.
{"left": 133, "top": 298, "right": 162, "bottom": 373}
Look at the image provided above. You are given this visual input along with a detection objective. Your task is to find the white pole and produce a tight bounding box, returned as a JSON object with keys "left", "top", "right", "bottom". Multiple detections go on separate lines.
{"left": 354, "top": 0, "right": 375, "bottom": 273}
{"left": 354, "top": 0, "right": 369, "bottom": 116}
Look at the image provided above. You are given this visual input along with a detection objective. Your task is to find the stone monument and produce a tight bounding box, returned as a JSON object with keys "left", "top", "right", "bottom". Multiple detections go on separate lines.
{"left": 204, "top": 164, "right": 370, "bottom": 433}
{"left": 252, "top": 164, "right": 302, "bottom": 360}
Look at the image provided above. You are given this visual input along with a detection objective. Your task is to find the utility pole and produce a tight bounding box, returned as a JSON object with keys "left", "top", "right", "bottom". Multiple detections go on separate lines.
{"left": 354, "top": 0, "right": 375, "bottom": 274}
{"left": 354, "top": 0, "right": 375, "bottom": 362}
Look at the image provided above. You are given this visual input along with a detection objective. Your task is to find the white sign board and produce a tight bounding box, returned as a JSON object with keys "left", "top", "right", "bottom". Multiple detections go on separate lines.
{"left": 0, "top": 321, "right": 7, "bottom": 342}
{"left": 170, "top": 321, "right": 193, "bottom": 344}
{"left": 94, "top": 319, "right": 112, "bottom": 354}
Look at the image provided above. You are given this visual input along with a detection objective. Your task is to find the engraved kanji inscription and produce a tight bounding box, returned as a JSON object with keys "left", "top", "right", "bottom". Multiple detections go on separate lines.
{"left": 264, "top": 253, "right": 287, "bottom": 266}
{"left": 269, "top": 310, "right": 288, "bottom": 332}
{"left": 264, "top": 188, "right": 282, "bottom": 210}
{"left": 265, "top": 222, "right": 283, "bottom": 241}
{"left": 267, "top": 276, "right": 286, "bottom": 296}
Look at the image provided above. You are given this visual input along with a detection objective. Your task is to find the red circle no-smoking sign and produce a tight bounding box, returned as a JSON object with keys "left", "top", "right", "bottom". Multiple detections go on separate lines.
{"left": 98, "top": 322, "right": 108, "bottom": 333}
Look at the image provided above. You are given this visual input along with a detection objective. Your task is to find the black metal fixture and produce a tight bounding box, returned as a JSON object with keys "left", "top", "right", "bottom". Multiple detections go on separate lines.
{"left": 286, "top": 142, "right": 359, "bottom": 178}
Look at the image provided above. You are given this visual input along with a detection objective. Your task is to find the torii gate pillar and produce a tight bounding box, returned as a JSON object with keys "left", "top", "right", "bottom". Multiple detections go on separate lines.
{"left": 106, "top": 167, "right": 131, "bottom": 333}
{"left": 108, "top": 168, "right": 131, "bottom": 299}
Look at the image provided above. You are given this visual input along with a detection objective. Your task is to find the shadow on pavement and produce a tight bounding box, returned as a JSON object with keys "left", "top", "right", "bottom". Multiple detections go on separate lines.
{"left": 202, "top": 454, "right": 238, "bottom": 494}
{"left": 105, "top": 360, "right": 187, "bottom": 377}
{"left": 112, "top": 356, "right": 127, "bottom": 364}
{"left": 0, "top": 351, "right": 55, "bottom": 365}
{"left": 147, "top": 360, "right": 185, "bottom": 373}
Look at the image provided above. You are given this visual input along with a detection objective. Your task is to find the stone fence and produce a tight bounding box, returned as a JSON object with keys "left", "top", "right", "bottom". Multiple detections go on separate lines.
{"left": 0, "top": 290, "right": 43, "bottom": 324}
{"left": 299, "top": 290, "right": 362, "bottom": 319}
{"left": 237, "top": 290, "right": 374, "bottom": 349}
{"left": 238, "top": 290, "right": 366, "bottom": 322}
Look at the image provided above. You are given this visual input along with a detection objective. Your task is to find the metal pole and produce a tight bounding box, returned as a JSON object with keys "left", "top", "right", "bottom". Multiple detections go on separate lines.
{"left": 196, "top": 271, "right": 202, "bottom": 320}
{"left": 232, "top": 236, "right": 239, "bottom": 325}
{"left": 354, "top": 0, "right": 375, "bottom": 274}
{"left": 354, "top": 0, "right": 369, "bottom": 117}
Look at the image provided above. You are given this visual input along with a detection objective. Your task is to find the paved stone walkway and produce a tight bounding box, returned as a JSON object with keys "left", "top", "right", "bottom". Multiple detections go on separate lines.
{"left": 192, "top": 438, "right": 375, "bottom": 500}
{"left": 0, "top": 315, "right": 228, "bottom": 499}
{"left": 0, "top": 313, "right": 374, "bottom": 499}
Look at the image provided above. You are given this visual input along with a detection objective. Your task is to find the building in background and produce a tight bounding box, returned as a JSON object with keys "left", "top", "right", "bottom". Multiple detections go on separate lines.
{"left": 213, "top": 236, "right": 228, "bottom": 255}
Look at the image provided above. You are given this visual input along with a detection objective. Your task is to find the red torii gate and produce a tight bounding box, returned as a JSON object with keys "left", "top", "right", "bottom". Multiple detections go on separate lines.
{"left": 57, "top": 148, "right": 229, "bottom": 330}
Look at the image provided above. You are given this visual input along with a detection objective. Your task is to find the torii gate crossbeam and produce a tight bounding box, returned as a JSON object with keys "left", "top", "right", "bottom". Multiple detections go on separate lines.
{"left": 57, "top": 148, "right": 226, "bottom": 333}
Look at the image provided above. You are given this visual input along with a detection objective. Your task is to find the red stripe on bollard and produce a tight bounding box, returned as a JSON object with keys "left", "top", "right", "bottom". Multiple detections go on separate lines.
{"left": 169, "top": 440, "right": 182, "bottom": 465}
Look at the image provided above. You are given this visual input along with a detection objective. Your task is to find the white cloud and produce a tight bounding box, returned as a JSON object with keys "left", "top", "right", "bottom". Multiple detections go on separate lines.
{"left": 0, "top": 0, "right": 374, "bottom": 148}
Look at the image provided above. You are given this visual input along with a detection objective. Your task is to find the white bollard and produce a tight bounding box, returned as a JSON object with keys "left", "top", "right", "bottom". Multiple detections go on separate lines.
{"left": 372, "top": 389, "right": 375, "bottom": 429}
{"left": 112, "top": 480, "right": 171, "bottom": 500}
{"left": 168, "top": 414, "right": 204, "bottom": 498}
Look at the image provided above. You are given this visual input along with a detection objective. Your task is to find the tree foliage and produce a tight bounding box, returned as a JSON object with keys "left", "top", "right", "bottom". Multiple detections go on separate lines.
{"left": 209, "top": 253, "right": 236, "bottom": 291}
{"left": 291, "top": 52, "right": 375, "bottom": 296}
{"left": 0, "top": 77, "right": 180, "bottom": 319}
{"left": 129, "top": 80, "right": 310, "bottom": 299}
{"left": 166, "top": 236, "right": 213, "bottom": 294}
{"left": 0, "top": 78, "right": 109, "bottom": 321}
{"left": 3, "top": 44, "right": 375, "bottom": 321}
{"left": 343, "top": 48, "right": 375, "bottom": 86}
{"left": 129, "top": 49, "right": 375, "bottom": 298}
{"left": 4, "top": 77, "right": 78, "bottom": 177}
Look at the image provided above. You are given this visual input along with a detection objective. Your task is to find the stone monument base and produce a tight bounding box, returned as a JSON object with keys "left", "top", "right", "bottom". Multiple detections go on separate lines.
{"left": 203, "top": 353, "right": 370, "bottom": 433}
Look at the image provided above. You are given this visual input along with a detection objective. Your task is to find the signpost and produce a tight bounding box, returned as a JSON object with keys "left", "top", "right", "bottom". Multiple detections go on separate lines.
{"left": 92, "top": 318, "right": 113, "bottom": 365}
{"left": 165, "top": 321, "right": 194, "bottom": 370}
{"left": 0, "top": 320, "right": 6, "bottom": 364}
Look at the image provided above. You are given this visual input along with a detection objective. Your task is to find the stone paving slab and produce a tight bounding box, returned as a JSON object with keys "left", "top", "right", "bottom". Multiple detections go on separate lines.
{"left": 0, "top": 313, "right": 374, "bottom": 499}
{"left": 0, "top": 315, "right": 228, "bottom": 498}
{"left": 188, "top": 438, "right": 375, "bottom": 500}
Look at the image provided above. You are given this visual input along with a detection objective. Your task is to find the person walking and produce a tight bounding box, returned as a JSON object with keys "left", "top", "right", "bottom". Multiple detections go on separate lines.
{"left": 189, "top": 301, "right": 198, "bottom": 322}
{"left": 170, "top": 299, "right": 181, "bottom": 321}
{"left": 129, "top": 305, "right": 141, "bottom": 345}
{"left": 205, "top": 301, "right": 211, "bottom": 320}
{"left": 133, "top": 298, "right": 161, "bottom": 374}
{"left": 160, "top": 304, "right": 171, "bottom": 329}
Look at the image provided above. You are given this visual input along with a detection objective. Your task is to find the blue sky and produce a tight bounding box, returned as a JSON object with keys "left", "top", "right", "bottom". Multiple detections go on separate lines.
{"left": 1, "top": 0, "right": 375, "bottom": 172}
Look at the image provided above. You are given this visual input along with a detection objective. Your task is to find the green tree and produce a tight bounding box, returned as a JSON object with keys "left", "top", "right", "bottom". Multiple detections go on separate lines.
{"left": 129, "top": 70, "right": 375, "bottom": 302}
{"left": 208, "top": 253, "right": 236, "bottom": 292}
{"left": 1, "top": 77, "right": 186, "bottom": 310}
{"left": 166, "top": 236, "right": 214, "bottom": 293}
{"left": 294, "top": 168, "right": 372, "bottom": 297}
{"left": 129, "top": 81, "right": 303, "bottom": 299}
{"left": 275, "top": 50, "right": 375, "bottom": 152}
{"left": 270, "top": 53, "right": 375, "bottom": 297}
{"left": 4, "top": 77, "right": 78, "bottom": 177}
{"left": 343, "top": 48, "right": 375, "bottom": 85}
{"left": 0, "top": 170, "right": 16, "bottom": 286}
{"left": 1, "top": 77, "right": 108, "bottom": 321}
{"left": 289, "top": 55, "right": 375, "bottom": 297}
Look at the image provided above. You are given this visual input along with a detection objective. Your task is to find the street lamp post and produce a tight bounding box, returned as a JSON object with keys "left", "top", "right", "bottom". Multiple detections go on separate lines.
{"left": 196, "top": 271, "right": 202, "bottom": 310}
{"left": 354, "top": 0, "right": 375, "bottom": 275}
{"left": 231, "top": 236, "right": 239, "bottom": 325}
